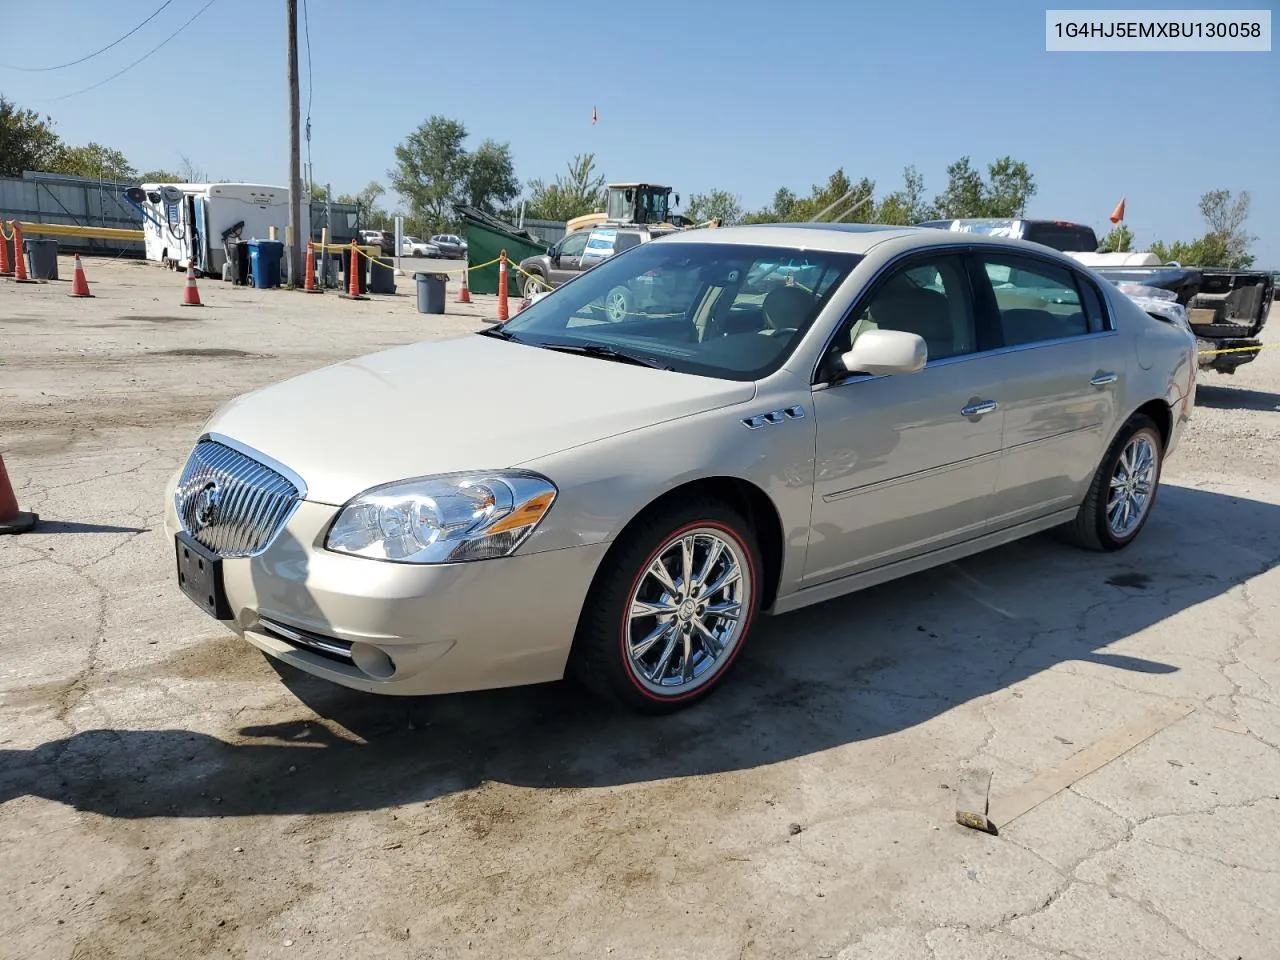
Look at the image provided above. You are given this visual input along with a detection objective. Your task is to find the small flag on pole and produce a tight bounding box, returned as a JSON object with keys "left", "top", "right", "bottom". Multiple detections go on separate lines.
{"left": 1109, "top": 197, "right": 1126, "bottom": 224}
{"left": 591, "top": 105, "right": 598, "bottom": 125}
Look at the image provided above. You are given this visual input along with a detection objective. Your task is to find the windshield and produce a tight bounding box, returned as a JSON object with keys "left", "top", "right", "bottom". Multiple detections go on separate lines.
{"left": 497, "top": 240, "right": 861, "bottom": 380}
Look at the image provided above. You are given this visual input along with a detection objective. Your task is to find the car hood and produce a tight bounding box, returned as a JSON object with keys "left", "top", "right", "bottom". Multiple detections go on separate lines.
{"left": 203, "top": 333, "right": 755, "bottom": 505}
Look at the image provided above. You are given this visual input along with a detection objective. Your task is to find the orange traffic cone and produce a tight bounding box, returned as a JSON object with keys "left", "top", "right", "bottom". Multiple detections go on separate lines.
{"left": 0, "top": 223, "right": 13, "bottom": 278}
{"left": 339, "top": 239, "right": 368, "bottom": 301}
{"left": 457, "top": 262, "right": 471, "bottom": 303}
{"left": 0, "top": 453, "right": 38, "bottom": 534}
{"left": 181, "top": 261, "right": 204, "bottom": 307}
{"left": 303, "top": 240, "right": 322, "bottom": 294}
{"left": 12, "top": 222, "right": 38, "bottom": 284}
{"left": 69, "top": 254, "right": 94, "bottom": 298}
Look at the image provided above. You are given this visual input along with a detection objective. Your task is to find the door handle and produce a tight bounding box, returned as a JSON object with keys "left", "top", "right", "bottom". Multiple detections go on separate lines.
{"left": 1090, "top": 372, "right": 1119, "bottom": 386}
{"left": 961, "top": 400, "right": 999, "bottom": 418}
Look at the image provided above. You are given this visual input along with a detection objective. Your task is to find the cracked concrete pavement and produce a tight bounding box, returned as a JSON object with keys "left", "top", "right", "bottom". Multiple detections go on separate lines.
{"left": 2, "top": 255, "right": 1279, "bottom": 959}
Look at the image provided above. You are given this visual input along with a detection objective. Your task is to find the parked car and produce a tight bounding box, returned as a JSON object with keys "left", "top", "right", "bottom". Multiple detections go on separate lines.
{"left": 517, "top": 224, "right": 675, "bottom": 298}
{"left": 430, "top": 234, "right": 467, "bottom": 259}
{"left": 165, "top": 224, "right": 1197, "bottom": 713}
{"left": 401, "top": 236, "right": 441, "bottom": 257}
{"left": 358, "top": 229, "right": 396, "bottom": 256}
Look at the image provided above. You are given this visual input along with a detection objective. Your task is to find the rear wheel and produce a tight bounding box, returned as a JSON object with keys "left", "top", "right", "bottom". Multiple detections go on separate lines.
{"left": 570, "top": 499, "right": 761, "bottom": 713}
{"left": 1061, "top": 414, "right": 1163, "bottom": 551}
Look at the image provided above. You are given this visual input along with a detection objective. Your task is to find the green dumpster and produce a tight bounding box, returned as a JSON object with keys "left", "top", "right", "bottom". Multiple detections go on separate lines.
{"left": 454, "top": 204, "right": 550, "bottom": 297}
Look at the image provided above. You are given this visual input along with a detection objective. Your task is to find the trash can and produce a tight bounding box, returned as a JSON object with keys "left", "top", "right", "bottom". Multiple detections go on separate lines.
{"left": 24, "top": 238, "right": 59, "bottom": 281}
{"left": 342, "top": 249, "right": 368, "bottom": 294}
{"left": 248, "top": 239, "right": 284, "bottom": 288}
{"left": 369, "top": 257, "right": 396, "bottom": 295}
{"left": 226, "top": 240, "right": 251, "bottom": 285}
{"left": 414, "top": 272, "right": 447, "bottom": 314}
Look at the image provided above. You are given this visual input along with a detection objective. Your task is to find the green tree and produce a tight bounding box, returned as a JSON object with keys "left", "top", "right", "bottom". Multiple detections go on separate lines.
{"left": 51, "top": 142, "right": 136, "bottom": 181}
{"left": 1147, "top": 188, "right": 1256, "bottom": 268}
{"left": 874, "top": 165, "right": 934, "bottom": 224}
{"left": 525, "top": 153, "right": 607, "bottom": 221}
{"left": 932, "top": 157, "right": 987, "bottom": 219}
{"left": 932, "top": 156, "right": 1036, "bottom": 219}
{"left": 685, "top": 188, "right": 743, "bottom": 225}
{"left": 1199, "top": 188, "right": 1254, "bottom": 267}
{"left": 983, "top": 157, "right": 1037, "bottom": 218}
{"left": 0, "top": 96, "right": 63, "bottom": 177}
{"left": 139, "top": 169, "right": 182, "bottom": 183}
{"left": 745, "top": 170, "right": 874, "bottom": 224}
{"left": 389, "top": 116, "right": 470, "bottom": 232}
{"left": 1098, "top": 225, "right": 1134, "bottom": 253}
{"left": 743, "top": 186, "right": 797, "bottom": 224}
{"left": 333, "top": 181, "right": 390, "bottom": 230}
{"left": 464, "top": 139, "right": 519, "bottom": 214}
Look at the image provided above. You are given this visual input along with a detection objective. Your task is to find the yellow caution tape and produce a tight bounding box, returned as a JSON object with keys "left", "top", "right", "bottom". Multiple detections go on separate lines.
{"left": 1197, "top": 343, "right": 1275, "bottom": 357}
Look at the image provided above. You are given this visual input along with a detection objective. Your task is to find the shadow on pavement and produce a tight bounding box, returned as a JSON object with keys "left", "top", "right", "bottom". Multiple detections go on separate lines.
{"left": 3, "top": 484, "right": 1278, "bottom": 818}
{"left": 24, "top": 521, "right": 151, "bottom": 535}
{"left": 1193, "top": 383, "right": 1280, "bottom": 412}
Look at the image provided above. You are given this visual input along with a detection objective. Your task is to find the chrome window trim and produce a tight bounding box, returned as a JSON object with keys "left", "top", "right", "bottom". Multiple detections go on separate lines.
{"left": 810, "top": 241, "right": 1120, "bottom": 389}
{"left": 816, "top": 329, "right": 1121, "bottom": 390}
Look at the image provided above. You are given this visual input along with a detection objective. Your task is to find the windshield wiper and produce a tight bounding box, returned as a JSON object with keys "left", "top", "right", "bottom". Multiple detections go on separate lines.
{"left": 476, "top": 324, "right": 520, "bottom": 341}
{"left": 537, "top": 341, "right": 674, "bottom": 370}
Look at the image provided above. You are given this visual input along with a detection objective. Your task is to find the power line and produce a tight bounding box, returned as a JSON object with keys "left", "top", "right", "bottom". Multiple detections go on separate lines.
{"left": 0, "top": 0, "right": 176, "bottom": 72}
{"left": 302, "top": 0, "right": 313, "bottom": 187}
{"left": 40, "top": 0, "right": 221, "bottom": 103}
{"left": 302, "top": 0, "right": 313, "bottom": 121}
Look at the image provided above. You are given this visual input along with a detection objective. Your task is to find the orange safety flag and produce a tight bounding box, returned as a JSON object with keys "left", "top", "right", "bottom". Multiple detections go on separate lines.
{"left": 1109, "top": 197, "right": 1126, "bottom": 224}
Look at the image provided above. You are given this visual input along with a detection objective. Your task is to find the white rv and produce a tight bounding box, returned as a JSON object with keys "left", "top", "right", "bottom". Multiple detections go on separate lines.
{"left": 130, "top": 182, "right": 302, "bottom": 278}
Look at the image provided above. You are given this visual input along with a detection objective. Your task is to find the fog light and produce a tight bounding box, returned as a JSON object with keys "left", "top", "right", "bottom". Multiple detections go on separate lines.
{"left": 350, "top": 642, "right": 395, "bottom": 679}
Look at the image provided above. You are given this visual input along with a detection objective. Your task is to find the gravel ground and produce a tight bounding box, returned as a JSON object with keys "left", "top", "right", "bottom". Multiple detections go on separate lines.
{"left": 3, "top": 254, "right": 1280, "bottom": 960}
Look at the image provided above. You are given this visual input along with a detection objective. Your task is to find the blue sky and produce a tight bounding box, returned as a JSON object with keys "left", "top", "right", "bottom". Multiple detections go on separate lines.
{"left": 4, "top": 0, "right": 1277, "bottom": 263}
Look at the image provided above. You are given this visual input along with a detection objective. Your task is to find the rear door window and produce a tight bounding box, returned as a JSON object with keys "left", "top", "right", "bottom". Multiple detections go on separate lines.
{"left": 977, "top": 254, "right": 1090, "bottom": 346}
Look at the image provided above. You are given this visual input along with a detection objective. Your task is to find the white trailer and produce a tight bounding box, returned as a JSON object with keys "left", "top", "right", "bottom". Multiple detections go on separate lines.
{"left": 132, "top": 182, "right": 306, "bottom": 278}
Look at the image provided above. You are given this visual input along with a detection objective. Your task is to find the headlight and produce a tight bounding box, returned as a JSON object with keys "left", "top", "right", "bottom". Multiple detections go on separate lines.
{"left": 324, "top": 471, "right": 557, "bottom": 564}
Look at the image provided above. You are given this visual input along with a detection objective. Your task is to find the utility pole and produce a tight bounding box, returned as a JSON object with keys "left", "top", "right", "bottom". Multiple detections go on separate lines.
{"left": 286, "top": 0, "right": 302, "bottom": 288}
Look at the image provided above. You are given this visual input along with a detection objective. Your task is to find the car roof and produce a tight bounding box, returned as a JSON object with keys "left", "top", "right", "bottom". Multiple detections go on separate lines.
{"left": 653, "top": 222, "right": 930, "bottom": 254}
{"left": 651, "top": 221, "right": 1096, "bottom": 263}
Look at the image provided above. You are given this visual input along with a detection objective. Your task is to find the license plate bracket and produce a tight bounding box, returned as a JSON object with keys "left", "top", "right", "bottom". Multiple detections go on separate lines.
{"left": 175, "top": 532, "right": 232, "bottom": 621}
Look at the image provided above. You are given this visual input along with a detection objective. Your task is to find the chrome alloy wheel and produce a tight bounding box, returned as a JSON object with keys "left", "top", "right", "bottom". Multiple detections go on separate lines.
{"left": 1107, "top": 432, "right": 1157, "bottom": 538}
{"left": 606, "top": 289, "right": 629, "bottom": 321}
{"left": 625, "top": 528, "right": 752, "bottom": 696}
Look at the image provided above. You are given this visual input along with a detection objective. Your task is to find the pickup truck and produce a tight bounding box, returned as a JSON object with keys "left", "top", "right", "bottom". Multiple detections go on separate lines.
{"left": 1070, "top": 254, "right": 1273, "bottom": 375}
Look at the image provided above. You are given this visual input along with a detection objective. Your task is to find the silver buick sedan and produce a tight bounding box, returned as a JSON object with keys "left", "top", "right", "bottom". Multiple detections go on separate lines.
{"left": 164, "top": 224, "right": 1198, "bottom": 713}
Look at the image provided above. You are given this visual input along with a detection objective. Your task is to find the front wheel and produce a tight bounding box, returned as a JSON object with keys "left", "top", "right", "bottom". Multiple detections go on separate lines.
{"left": 570, "top": 499, "right": 761, "bottom": 713}
{"left": 603, "top": 285, "right": 632, "bottom": 322}
{"left": 1060, "top": 413, "right": 1163, "bottom": 551}
{"left": 523, "top": 273, "right": 544, "bottom": 298}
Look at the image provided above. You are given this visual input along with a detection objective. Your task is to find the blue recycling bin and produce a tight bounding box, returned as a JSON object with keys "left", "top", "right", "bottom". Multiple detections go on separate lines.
{"left": 248, "top": 239, "right": 284, "bottom": 288}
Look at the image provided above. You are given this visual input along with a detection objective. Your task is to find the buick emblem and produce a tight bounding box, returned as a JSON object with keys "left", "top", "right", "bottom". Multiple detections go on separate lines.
{"left": 194, "top": 480, "right": 222, "bottom": 529}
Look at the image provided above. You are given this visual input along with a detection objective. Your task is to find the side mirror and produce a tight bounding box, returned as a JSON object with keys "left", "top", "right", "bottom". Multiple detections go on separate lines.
{"left": 840, "top": 329, "right": 927, "bottom": 377}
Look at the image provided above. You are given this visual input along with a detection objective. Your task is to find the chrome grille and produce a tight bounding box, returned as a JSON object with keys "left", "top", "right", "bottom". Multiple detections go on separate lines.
{"left": 175, "top": 438, "right": 302, "bottom": 558}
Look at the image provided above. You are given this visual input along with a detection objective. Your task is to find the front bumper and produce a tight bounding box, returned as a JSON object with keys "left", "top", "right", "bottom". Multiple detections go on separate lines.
{"left": 163, "top": 474, "right": 608, "bottom": 696}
